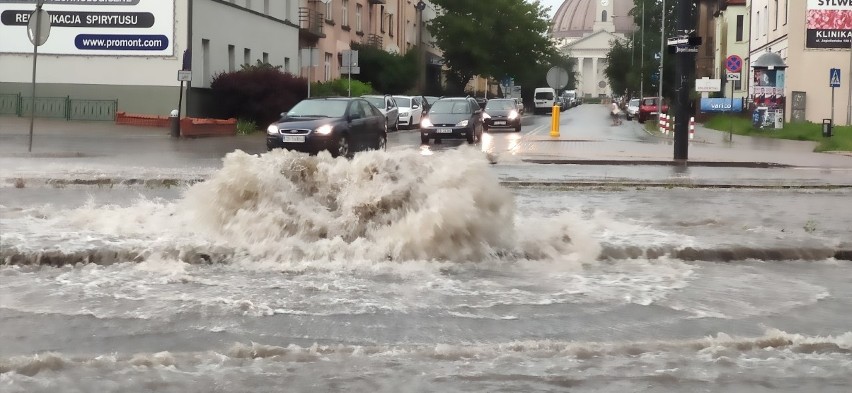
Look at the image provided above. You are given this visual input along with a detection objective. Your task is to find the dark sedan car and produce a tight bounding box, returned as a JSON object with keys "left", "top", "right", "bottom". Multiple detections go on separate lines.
{"left": 419, "top": 97, "right": 484, "bottom": 145}
{"left": 483, "top": 98, "right": 521, "bottom": 132}
{"left": 266, "top": 97, "right": 387, "bottom": 157}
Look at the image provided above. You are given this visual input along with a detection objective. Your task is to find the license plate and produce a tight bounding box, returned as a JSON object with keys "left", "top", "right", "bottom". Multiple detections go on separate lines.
{"left": 437, "top": 128, "right": 453, "bottom": 133}
{"left": 494, "top": 121, "right": 506, "bottom": 125}
{"left": 283, "top": 135, "right": 306, "bottom": 143}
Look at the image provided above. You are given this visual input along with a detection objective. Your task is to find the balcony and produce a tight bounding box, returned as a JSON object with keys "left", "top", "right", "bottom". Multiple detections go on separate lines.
{"left": 366, "top": 34, "right": 383, "bottom": 48}
{"left": 298, "top": 7, "right": 325, "bottom": 41}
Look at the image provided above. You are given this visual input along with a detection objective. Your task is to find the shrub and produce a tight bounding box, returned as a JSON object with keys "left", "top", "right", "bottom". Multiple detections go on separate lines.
{"left": 236, "top": 118, "right": 258, "bottom": 135}
{"left": 310, "top": 79, "right": 374, "bottom": 97}
{"left": 211, "top": 65, "right": 308, "bottom": 126}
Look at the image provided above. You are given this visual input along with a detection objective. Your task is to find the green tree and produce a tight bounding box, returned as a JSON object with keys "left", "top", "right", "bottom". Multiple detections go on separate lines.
{"left": 429, "top": 0, "right": 555, "bottom": 93}
{"left": 350, "top": 43, "right": 418, "bottom": 94}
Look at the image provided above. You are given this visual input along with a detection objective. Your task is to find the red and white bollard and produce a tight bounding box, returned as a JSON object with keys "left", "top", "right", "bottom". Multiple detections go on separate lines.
{"left": 689, "top": 117, "right": 695, "bottom": 140}
{"left": 658, "top": 114, "right": 666, "bottom": 134}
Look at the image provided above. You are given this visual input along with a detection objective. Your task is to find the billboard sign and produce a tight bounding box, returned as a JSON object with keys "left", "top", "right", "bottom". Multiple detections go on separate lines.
{"left": 0, "top": 0, "right": 174, "bottom": 56}
{"left": 806, "top": 0, "right": 852, "bottom": 49}
{"left": 700, "top": 98, "right": 744, "bottom": 113}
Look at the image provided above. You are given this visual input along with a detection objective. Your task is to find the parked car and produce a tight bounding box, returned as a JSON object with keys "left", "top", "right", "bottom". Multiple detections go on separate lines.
{"left": 637, "top": 97, "right": 669, "bottom": 123}
{"left": 362, "top": 94, "right": 399, "bottom": 131}
{"left": 483, "top": 98, "right": 522, "bottom": 132}
{"left": 533, "top": 87, "right": 557, "bottom": 114}
{"left": 474, "top": 97, "right": 488, "bottom": 109}
{"left": 626, "top": 98, "right": 640, "bottom": 120}
{"left": 393, "top": 95, "right": 426, "bottom": 130}
{"left": 266, "top": 97, "right": 387, "bottom": 157}
{"left": 419, "top": 97, "right": 484, "bottom": 145}
{"left": 513, "top": 98, "right": 525, "bottom": 115}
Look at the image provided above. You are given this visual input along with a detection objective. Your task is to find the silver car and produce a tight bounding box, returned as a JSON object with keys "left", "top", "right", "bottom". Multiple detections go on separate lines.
{"left": 362, "top": 95, "right": 400, "bottom": 131}
{"left": 626, "top": 98, "right": 640, "bottom": 120}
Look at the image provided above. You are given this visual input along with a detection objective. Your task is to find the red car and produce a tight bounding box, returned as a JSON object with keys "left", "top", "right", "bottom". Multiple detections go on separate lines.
{"left": 637, "top": 97, "right": 669, "bottom": 123}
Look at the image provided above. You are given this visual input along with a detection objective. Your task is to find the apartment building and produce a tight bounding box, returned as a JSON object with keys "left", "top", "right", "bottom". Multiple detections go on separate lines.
{"left": 713, "top": 0, "right": 749, "bottom": 99}
{"left": 298, "top": 0, "right": 442, "bottom": 92}
{"left": 0, "top": 0, "right": 301, "bottom": 117}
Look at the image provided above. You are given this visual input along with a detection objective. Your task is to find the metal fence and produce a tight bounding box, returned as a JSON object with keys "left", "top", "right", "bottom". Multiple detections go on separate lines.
{"left": 0, "top": 93, "right": 117, "bottom": 121}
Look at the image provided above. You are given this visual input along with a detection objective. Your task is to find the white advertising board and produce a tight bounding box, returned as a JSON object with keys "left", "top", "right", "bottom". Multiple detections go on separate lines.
{"left": 695, "top": 78, "right": 721, "bottom": 92}
{"left": 0, "top": 0, "right": 174, "bottom": 56}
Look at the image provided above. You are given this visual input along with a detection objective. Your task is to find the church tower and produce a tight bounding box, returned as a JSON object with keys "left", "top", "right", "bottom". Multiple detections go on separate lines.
{"left": 593, "top": 0, "right": 616, "bottom": 33}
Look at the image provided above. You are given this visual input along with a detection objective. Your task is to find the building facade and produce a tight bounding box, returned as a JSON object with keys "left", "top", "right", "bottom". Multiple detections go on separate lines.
{"left": 0, "top": 0, "right": 301, "bottom": 117}
{"left": 713, "top": 0, "right": 749, "bottom": 99}
{"left": 298, "top": 0, "right": 441, "bottom": 92}
{"left": 552, "top": 0, "right": 636, "bottom": 98}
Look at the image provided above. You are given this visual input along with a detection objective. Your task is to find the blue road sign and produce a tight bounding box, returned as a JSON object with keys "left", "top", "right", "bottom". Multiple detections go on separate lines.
{"left": 830, "top": 68, "right": 841, "bottom": 87}
{"left": 725, "top": 55, "right": 742, "bottom": 73}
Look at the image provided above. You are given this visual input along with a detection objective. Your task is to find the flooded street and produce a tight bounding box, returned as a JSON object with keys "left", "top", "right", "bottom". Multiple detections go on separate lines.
{"left": 2, "top": 147, "right": 851, "bottom": 392}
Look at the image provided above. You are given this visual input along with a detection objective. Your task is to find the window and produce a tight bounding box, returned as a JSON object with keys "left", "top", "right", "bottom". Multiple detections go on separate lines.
{"left": 324, "top": 52, "right": 332, "bottom": 81}
{"left": 245, "top": 0, "right": 251, "bottom": 9}
{"left": 763, "top": 6, "right": 768, "bottom": 36}
{"left": 262, "top": 52, "right": 269, "bottom": 64}
{"left": 228, "top": 44, "right": 235, "bottom": 72}
{"left": 285, "top": 0, "right": 291, "bottom": 20}
{"left": 264, "top": 0, "right": 269, "bottom": 14}
{"left": 284, "top": 57, "right": 290, "bottom": 72}
{"left": 389, "top": 13, "right": 394, "bottom": 37}
{"left": 785, "top": 0, "right": 788, "bottom": 25}
{"left": 326, "top": 0, "right": 333, "bottom": 21}
{"left": 356, "top": 4, "right": 362, "bottom": 32}
{"left": 381, "top": 6, "right": 385, "bottom": 33}
{"left": 244, "top": 48, "right": 251, "bottom": 65}
{"left": 736, "top": 15, "right": 744, "bottom": 41}
{"left": 602, "top": 10, "right": 607, "bottom": 22}
{"left": 756, "top": 10, "right": 761, "bottom": 39}
{"left": 202, "top": 39, "right": 210, "bottom": 86}
{"left": 734, "top": 80, "right": 742, "bottom": 90}
{"left": 342, "top": 0, "right": 349, "bottom": 26}
{"left": 774, "top": 0, "right": 778, "bottom": 30}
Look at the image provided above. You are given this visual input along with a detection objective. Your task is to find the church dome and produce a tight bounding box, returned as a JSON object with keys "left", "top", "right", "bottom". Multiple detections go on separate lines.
{"left": 551, "top": 0, "right": 636, "bottom": 38}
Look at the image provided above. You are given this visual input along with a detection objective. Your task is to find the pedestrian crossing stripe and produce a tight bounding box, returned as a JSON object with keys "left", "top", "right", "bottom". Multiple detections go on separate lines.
{"left": 830, "top": 69, "right": 841, "bottom": 87}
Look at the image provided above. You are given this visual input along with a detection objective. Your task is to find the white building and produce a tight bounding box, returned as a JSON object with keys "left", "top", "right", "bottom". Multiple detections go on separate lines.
{"left": 0, "top": 0, "right": 300, "bottom": 118}
{"left": 551, "top": 0, "right": 636, "bottom": 98}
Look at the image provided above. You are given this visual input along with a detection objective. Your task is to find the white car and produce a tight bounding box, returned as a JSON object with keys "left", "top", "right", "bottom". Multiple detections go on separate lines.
{"left": 362, "top": 95, "right": 400, "bottom": 131}
{"left": 393, "top": 95, "right": 425, "bottom": 130}
{"left": 626, "top": 98, "right": 640, "bottom": 120}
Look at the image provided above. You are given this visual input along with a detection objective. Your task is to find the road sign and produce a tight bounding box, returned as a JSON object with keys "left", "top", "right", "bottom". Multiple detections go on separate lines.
{"left": 177, "top": 70, "right": 192, "bottom": 82}
{"left": 654, "top": 52, "right": 661, "bottom": 60}
{"left": 27, "top": 9, "right": 51, "bottom": 47}
{"left": 300, "top": 48, "right": 319, "bottom": 67}
{"left": 342, "top": 50, "right": 358, "bottom": 67}
{"left": 725, "top": 55, "right": 743, "bottom": 73}
{"left": 546, "top": 66, "right": 568, "bottom": 90}
{"left": 726, "top": 73, "right": 741, "bottom": 81}
{"left": 830, "top": 68, "right": 841, "bottom": 87}
{"left": 695, "top": 77, "right": 721, "bottom": 92}
{"left": 341, "top": 66, "right": 360, "bottom": 74}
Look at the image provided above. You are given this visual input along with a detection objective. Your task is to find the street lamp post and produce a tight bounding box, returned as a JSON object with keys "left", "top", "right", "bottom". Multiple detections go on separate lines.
{"left": 658, "top": 0, "right": 666, "bottom": 128}
{"left": 640, "top": 1, "right": 644, "bottom": 97}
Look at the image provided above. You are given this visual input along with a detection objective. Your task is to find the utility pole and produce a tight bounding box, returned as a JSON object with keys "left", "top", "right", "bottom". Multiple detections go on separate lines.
{"left": 415, "top": 1, "right": 426, "bottom": 93}
{"left": 640, "top": 2, "right": 644, "bottom": 97}
{"left": 673, "top": 0, "right": 695, "bottom": 161}
{"left": 657, "top": 0, "right": 665, "bottom": 128}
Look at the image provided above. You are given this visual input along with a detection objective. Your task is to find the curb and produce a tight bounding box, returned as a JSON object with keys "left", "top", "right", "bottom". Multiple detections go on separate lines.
{"left": 521, "top": 159, "right": 791, "bottom": 168}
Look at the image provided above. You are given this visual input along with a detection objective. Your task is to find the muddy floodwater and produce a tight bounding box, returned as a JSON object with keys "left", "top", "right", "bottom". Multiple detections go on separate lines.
{"left": 1, "top": 148, "right": 851, "bottom": 392}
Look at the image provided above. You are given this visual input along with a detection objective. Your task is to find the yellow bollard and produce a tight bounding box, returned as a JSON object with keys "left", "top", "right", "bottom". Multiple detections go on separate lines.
{"left": 550, "top": 104, "right": 560, "bottom": 137}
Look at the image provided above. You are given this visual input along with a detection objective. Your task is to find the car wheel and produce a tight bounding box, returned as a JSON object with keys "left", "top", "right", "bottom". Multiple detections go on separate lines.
{"left": 515, "top": 124, "right": 521, "bottom": 132}
{"left": 336, "top": 134, "right": 351, "bottom": 158}
{"left": 421, "top": 135, "right": 429, "bottom": 145}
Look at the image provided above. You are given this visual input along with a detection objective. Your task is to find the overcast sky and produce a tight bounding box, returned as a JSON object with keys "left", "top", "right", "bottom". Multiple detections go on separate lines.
{"left": 534, "top": 0, "right": 565, "bottom": 19}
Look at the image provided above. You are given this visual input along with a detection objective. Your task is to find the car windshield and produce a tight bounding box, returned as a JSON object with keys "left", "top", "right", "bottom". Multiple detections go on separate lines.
{"left": 393, "top": 97, "right": 412, "bottom": 107}
{"left": 363, "top": 97, "right": 386, "bottom": 109}
{"left": 287, "top": 100, "right": 349, "bottom": 117}
{"left": 642, "top": 98, "right": 656, "bottom": 106}
{"left": 428, "top": 101, "right": 470, "bottom": 114}
{"left": 485, "top": 100, "right": 515, "bottom": 110}
{"left": 535, "top": 92, "right": 554, "bottom": 100}
{"left": 629, "top": 99, "right": 640, "bottom": 106}
{"left": 424, "top": 96, "right": 439, "bottom": 105}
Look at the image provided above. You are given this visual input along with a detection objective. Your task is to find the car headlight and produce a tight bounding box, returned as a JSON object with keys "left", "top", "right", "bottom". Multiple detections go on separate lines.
{"left": 315, "top": 124, "right": 333, "bottom": 135}
{"left": 267, "top": 124, "right": 279, "bottom": 135}
{"left": 482, "top": 113, "right": 491, "bottom": 119}
{"left": 456, "top": 120, "right": 469, "bottom": 127}
{"left": 421, "top": 118, "right": 433, "bottom": 128}
{"left": 508, "top": 110, "right": 518, "bottom": 120}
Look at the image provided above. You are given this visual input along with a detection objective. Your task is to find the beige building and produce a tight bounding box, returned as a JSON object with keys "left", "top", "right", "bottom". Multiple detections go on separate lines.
{"left": 713, "top": 0, "right": 750, "bottom": 99}
{"left": 298, "top": 0, "right": 441, "bottom": 91}
{"left": 748, "top": 0, "right": 852, "bottom": 124}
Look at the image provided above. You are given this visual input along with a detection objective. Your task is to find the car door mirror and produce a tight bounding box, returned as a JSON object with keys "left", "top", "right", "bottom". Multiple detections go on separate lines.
{"left": 280, "top": 112, "right": 287, "bottom": 118}
{"left": 412, "top": 104, "right": 419, "bottom": 109}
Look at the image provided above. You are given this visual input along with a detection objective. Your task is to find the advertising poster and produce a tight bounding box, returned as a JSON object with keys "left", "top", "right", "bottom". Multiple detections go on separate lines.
{"left": 807, "top": 0, "right": 852, "bottom": 49}
{"left": 752, "top": 68, "right": 786, "bottom": 109}
{"left": 0, "top": 0, "right": 174, "bottom": 56}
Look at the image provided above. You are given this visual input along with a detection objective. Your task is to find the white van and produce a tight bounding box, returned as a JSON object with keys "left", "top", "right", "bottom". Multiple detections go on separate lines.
{"left": 533, "top": 87, "right": 557, "bottom": 114}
